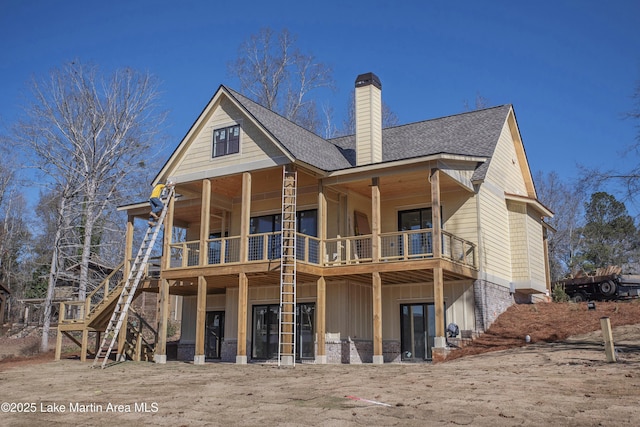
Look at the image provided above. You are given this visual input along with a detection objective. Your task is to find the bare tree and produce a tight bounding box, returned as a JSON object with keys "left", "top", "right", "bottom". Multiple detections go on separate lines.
{"left": 580, "top": 79, "right": 640, "bottom": 202}
{"left": 463, "top": 92, "right": 489, "bottom": 111}
{"left": 535, "top": 171, "right": 585, "bottom": 279}
{"left": 14, "top": 61, "right": 166, "bottom": 349}
{"left": 337, "top": 89, "right": 400, "bottom": 137}
{"left": 228, "top": 28, "right": 334, "bottom": 133}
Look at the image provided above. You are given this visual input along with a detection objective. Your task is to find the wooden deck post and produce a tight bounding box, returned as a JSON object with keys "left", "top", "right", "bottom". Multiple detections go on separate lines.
{"left": 124, "top": 215, "right": 134, "bottom": 283}
{"left": 316, "top": 182, "right": 327, "bottom": 363}
{"left": 430, "top": 168, "right": 446, "bottom": 349}
{"left": 433, "top": 266, "right": 446, "bottom": 348}
{"left": 371, "top": 177, "right": 380, "bottom": 262}
{"left": 116, "top": 312, "right": 128, "bottom": 361}
{"left": 600, "top": 317, "right": 616, "bottom": 363}
{"left": 55, "top": 326, "right": 63, "bottom": 361}
{"left": 80, "top": 329, "right": 89, "bottom": 362}
{"left": 240, "top": 172, "right": 251, "bottom": 263}
{"left": 194, "top": 276, "right": 207, "bottom": 365}
{"left": 163, "top": 188, "right": 175, "bottom": 271}
{"left": 372, "top": 271, "right": 383, "bottom": 364}
{"left": 236, "top": 272, "right": 248, "bottom": 364}
{"left": 154, "top": 278, "right": 170, "bottom": 364}
{"left": 430, "top": 169, "right": 442, "bottom": 259}
{"left": 316, "top": 276, "right": 326, "bottom": 363}
{"left": 200, "top": 179, "right": 211, "bottom": 267}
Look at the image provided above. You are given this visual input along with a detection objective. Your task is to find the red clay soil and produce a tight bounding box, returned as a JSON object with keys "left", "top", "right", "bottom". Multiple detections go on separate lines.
{"left": 445, "top": 300, "right": 640, "bottom": 361}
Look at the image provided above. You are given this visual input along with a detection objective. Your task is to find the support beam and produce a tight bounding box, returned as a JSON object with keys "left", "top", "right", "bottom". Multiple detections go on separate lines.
{"left": 194, "top": 276, "right": 207, "bottom": 365}
{"left": 316, "top": 276, "right": 326, "bottom": 364}
{"left": 236, "top": 272, "right": 248, "bottom": 364}
{"left": 430, "top": 169, "right": 442, "bottom": 258}
{"left": 371, "top": 178, "right": 380, "bottom": 262}
{"left": 199, "top": 179, "right": 211, "bottom": 267}
{"left": 163, "top": 188, "right": 176, "bottom": 270}
{"left": 80, "top": 329, "right": 89, "bottom": 362}
{"left": 372, "top": 271, "right": 383, "bottom": 364}
{"left": 433, "top": 266, "right": 446, "bottom": 348}
{"left": 55, "top": 328, "right": 63, "bottom": 361}
{"left": 154, "top": 278, "right": 170, "bottom": 364}
{"left": 116, "top": 312, "right": 128, "bottom": 361}
{"left": 240, "top": 172, "right": 252, "bottom": 263}
{"left": 124, "top": 215, "right": 134, "bottom": 282}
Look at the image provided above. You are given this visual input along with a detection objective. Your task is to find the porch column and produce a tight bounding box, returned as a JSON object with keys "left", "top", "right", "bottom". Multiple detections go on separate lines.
{"left": 371, "top": 177, "right": 380, "bottom": 262}
{"left": 316, "top": 277, "right": 326, "bottom": 363}
{"left": 80, "top": 329, "right": 89, "bottom": 362}
{"left": 163, "top": 188, "right": 176, "bottom": 270}
{"left": 124, "top": 215, "right": 134, "bottom": 281}
{"left": 240, "top": 172, "right": 252, "bottom": 263}
{"left": 116, "top": 215, "right": 135, "bottom": 362}
{"left": 154, "top": 278, "right": 170, "bottom": 364}
{"left": 116, "top": 312, "right": 128, "bottom": 361}
{"left": 55, "top": 328, "right": 63, "bottom": 361}
{"left": 194, "top": 276, "right": 207, "bottom": 364}
{"left": 199, "top": 179, "right": 211, "bottom": 266}
{"left": 316, "top": 182, "right": 327, "bottom": 363}
{"left": 431, "top": 168, "right": 446, "bottom": 348}
{"left": 433, "top": 266, "right": 446, "bottom": 348}
{"left": 430, "top": 169, "right": 442, "bottom": 258}
{"left": 372, "top": 271, "right": 383, "bottom": 364}
{"left": 236, "top": 272, "right": 248, "bottom": 364}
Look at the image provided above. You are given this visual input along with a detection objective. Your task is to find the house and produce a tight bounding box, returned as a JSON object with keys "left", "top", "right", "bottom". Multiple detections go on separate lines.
{"left": 57, "top": 72, "right": 552, "bottom": 365}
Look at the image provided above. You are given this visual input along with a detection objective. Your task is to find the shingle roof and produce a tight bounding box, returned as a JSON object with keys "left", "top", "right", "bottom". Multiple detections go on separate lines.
{"left": 226, "top": 86, "right": 511, "bottom": 180}
{"left": 225, "top": 87, "right": 352, "bottom": 171}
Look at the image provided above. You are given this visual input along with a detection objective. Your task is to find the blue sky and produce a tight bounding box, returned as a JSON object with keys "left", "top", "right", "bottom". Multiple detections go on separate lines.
{"left": 1, "top": 0, "right": 639, "bottom": 207}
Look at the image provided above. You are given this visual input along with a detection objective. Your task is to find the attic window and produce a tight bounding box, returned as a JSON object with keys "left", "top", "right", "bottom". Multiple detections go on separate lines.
{"left": 212, "top": 124, "right": 240, "bottom": 158}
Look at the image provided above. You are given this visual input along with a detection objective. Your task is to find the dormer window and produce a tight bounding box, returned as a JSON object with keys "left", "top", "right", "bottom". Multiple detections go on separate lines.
{"left": 212, "top": 124, "right": 240, "bottom": 158}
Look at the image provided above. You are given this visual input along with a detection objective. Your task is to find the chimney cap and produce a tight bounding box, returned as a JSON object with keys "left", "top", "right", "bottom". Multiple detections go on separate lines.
{"left": 355, "top": 72, "right": 381, "bottom": 89}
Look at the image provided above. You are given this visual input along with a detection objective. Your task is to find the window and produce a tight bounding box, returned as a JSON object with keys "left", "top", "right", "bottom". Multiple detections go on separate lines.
{"left": 248, "top": 210, "right": 318, "bottom": 261}
{"left": 212, "top": 124, "right": 240, "bottom": 158}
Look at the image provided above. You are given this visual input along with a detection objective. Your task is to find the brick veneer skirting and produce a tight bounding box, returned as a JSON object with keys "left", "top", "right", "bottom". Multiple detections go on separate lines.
{"left": 473, "top": 279, "right": 514, "bottom": 331}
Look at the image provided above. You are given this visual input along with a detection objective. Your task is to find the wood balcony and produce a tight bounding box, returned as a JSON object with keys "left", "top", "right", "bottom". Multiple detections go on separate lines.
{"left": 166, "top": 229, "right": 476, "bottom": 272}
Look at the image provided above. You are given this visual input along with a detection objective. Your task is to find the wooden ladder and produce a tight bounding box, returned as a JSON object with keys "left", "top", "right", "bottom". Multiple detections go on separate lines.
{"left": 278, "top": 166, "right": 297, "bottom": 367}
{"left": 92, "top": 187, "right": 174, "bottom": 369}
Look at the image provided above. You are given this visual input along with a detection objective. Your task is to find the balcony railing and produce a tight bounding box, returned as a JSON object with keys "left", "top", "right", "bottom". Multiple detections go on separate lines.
{"left": 167, "top": 229, "right": 476, "bottom": 270}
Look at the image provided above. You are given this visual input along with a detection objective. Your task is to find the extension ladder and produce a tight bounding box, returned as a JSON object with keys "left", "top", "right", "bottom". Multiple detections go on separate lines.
{"left": 278, "top": 167, "right": 297, "bottom": 367}
{"left": 92, "top": 187, "right": 175, "bottom": 369}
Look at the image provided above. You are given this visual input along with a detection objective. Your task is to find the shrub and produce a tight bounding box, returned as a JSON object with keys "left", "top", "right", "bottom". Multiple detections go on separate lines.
{"left": 552, "top": 284, "right": 570, "bottom": 303}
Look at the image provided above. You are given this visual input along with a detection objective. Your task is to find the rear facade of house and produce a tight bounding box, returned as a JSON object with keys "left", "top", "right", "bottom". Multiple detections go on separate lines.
{"left": 102, "top": 72, "right": 553, "bottom": 365}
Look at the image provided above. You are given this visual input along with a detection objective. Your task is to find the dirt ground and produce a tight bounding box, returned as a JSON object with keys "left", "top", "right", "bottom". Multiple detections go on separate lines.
{"left": 1, "top": 301, "right": 639, "bottom": 426}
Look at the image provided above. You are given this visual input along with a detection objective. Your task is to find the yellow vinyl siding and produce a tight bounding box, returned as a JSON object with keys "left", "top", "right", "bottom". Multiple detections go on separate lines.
{"left": 380, "top": 280, "right": 475, "bottom": 340}
{"left": 526, "top": 206, "right": 547, "bottom": 286}
{"left": 485, "top": 121, "right": 528, "bottom": 196}
{"left": 173, "top": 98, "right": 284, "bottom": 179}
{"left": 478, "top": 185, "right": 512, "bottom": 279}
{"left": 443, "top": 192, "right": 478, "bottom": 244}
{"left": 508, "top": 202, "right": 529, "bottom": 282}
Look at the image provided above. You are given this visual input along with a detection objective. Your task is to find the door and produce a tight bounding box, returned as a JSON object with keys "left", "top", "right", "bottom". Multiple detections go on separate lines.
{"left": 297, "top": 303, "right": 315, "bottom": 359}
{"left": 252, "top": 305, "right": 279, "bottom": 359}
{"left": 398, "top": 208, "right": 433, "bottom": 257}
{"left": 400, "top": 303, "right": 437, "bottom": 361}
{"left": 252, "top": 303, "right": 316, "bottom": 360}
{"left": 205, "top": 311, "right": 224, "bottom": 359}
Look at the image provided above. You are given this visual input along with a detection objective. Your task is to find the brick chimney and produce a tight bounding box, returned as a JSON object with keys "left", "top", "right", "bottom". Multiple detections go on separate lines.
{"left": 355, "top": 72, "right": 382, "bottom": 166}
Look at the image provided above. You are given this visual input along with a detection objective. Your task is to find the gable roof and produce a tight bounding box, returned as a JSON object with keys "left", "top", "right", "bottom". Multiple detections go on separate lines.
{"left": 226, "top": 88, "right": 510, "bottom": 180}
{"left": 158, "top": 85, "right": 514, "bottom": 183}
{"left": 330, "top": 105, "right": 512, "bottom": 180}
{"left": 224, "top": 87, "right": 353, "bottom": 171}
